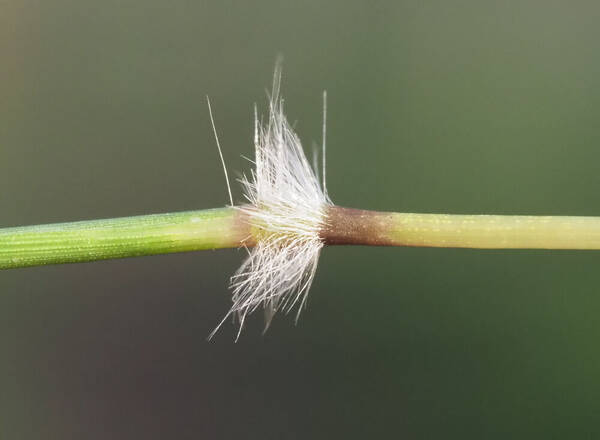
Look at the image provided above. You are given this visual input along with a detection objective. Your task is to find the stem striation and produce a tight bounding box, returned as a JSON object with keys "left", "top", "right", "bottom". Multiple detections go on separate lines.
{"left": 0, "top": 208, "right": 250, "bottom": 269}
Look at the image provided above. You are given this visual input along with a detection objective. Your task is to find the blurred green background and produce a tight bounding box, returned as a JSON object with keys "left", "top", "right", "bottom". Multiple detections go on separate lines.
{"left": 2, "top": 1, "right": 600, "bottom": 438}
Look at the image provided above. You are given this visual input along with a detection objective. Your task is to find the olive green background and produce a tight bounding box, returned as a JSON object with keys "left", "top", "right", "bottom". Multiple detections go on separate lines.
{"left": 2, "top": 1, "right": 600, "bottom": 438}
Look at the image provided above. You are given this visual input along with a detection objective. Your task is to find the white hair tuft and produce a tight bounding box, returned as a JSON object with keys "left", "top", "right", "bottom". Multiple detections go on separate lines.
{"left": 211, "top": 64, "right": 331, "bottom": 339}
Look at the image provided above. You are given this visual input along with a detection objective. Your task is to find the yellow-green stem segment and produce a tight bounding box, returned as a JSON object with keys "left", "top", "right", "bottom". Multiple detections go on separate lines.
{"left": 324, "top": 207, "right": 600, "bottom": 249}
{"left": 0, "top": 208, "right": 250, "bottom": 269}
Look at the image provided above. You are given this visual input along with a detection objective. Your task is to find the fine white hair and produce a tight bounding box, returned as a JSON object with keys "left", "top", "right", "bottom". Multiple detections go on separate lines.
{"left": 211, "top": 63, "right": 331, "bottom": 339}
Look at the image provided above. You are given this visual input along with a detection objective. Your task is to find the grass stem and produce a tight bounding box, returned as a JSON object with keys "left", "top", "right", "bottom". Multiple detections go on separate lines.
{"left": 3, "top": 206, "right": 600, "bottom": 270}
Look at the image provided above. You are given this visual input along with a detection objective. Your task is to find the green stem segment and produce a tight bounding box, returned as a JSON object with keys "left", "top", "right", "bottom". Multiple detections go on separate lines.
{"left": 0, "top": 208, "right": 249, "bottom": 269}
